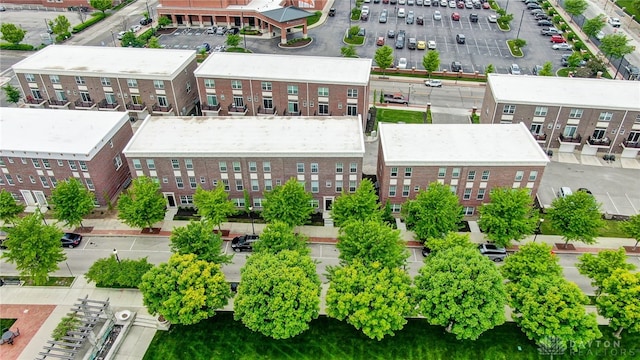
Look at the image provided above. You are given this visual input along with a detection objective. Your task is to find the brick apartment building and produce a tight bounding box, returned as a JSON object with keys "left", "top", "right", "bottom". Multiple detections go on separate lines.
{"left": 0, "top": 108, "right": 134, "bottom": 207}
{"left": 194, "top": 53, "right": 372, "bottom": 125}
{"left": 481, "top": 74, "right": 640, "bottom": 159}
{"left": 12, "top": 46, "right": 199, "bottom": 121}
{"left": 122, "top": 115, "right": 365, "bottom": 213}
{"left": 377, "top": 123, "right": 550, "bottom": 216}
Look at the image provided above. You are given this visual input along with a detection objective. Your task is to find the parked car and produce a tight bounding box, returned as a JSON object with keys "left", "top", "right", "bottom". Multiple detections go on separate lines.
{"left": 531, "top": 8, "right": 544, "bottom": 15}
{"left": 470, "top": 13, "right": 478, "bottom": 22}
{"left": 488, "top": 14, "right": 497, "bottom": 23}
{"left": 417, "top": 0, "right": 424, "bottom": 5}
{"left": 227, "top": 27, "right": 240, "bottom": 35}
{"left": 465, "top": 0, "right": 473, "bottom": 8}
{"left": 577, "top": 188, "right": 593, "bottom": 195}
{"left": 212, "top": 44, "right": 226, "bottom": 52}
{"left": 408, "top": 37, "right": 417, "bottom": 49}
{"left": 417, "top": 15, "right": 424, "bottom": 25}
{"left": 451, "top": 61, "right": 462, "bottom": 72}
{"left": 421, "top": 246, "right": 432, "bottom": 257}
{"left": 526, "top": 3, "right": 541, "bottom": 9}
{"left": 425, "top": 79, "right": 443, "bottom": 87}
{"left": 329, "top": 8, "right": 336, "bottom": 16}
{"left": 406, "top": 11, "right": 415, "bottom": 24}
{"left": 534, "top": 13, "right": 550, "bottom": 20}
{"left": 456, "top": 33, "right": 466, "bottom": 44}
{"left": 140, "top": 17, "right": 153, "bottom": 25}
{"left": 417, "top": 40, "right": 427, "bottom": 49}
{"left": 433, "top": 10, "right": 442, "bottom": 20}
{"left": 478, "top": 243, "right": 507, "bottom": 262}
{"left": 473, "top": 0, "right": 482, "bottom": 8}
{"left": 205, "top": 26, "right": 216, "bottom": 34}
{"left": 197, "top": 42, "right": 211, "bottom": 52}
{"left": 608, "top": 17, "right": 621, "bottom": 27}
{"left": 379, "top": 9, "right": 388, "bottom": 23}
{"left": 61, "top": 233, "right": 83, "bottom": 248}
{"left": 398, "top": 57, "right": 408, "bottom": 69}
{"left": 231, "top": 234, "right": 260, "bottom": 252}
{"left": 541, "top": 27, "right": 562, "bottom": 35}
{"left": 561, "top": 53, "right": 587, "bottom": 67}
{"left": 395, "top": 35, "right": 405, "bottom": 48}
{"left": 550, "top": 34, "right": 566, "bottom": 43}
{"left": 216, "top": 26, "right": 227, "bottom": 35}
{"left": 130, "top": 24, "right": 142, "bottom": 33}
{"left": 537, "top": 19, "right": 553, "bottom": 26}
{"left": 408, "top": 0, "right": 415, "bottom": 5}
{"left": 428, "top": 40, "right": 436, "bottom": 49}
{"left": 387, "top": 29, "right": 396, "bottom": 38}
{"left": 440, "top": 0, "right": 447, "bottom": 5}
{"left": 595, "top": 30, "right": 605, "bottom": 40}
{"left": 552, "top": 43, "right": 573, "bottom": 50}
{"left": 398, "top": 7, "right": 406, "bottom": 17}
{"left": 509, "top": 63, "right": 521, "bottom": 75}
{"left": 377, "top": 36, "right": 385, "bottom": 46}
{"left": 449, "top": 0, "right": 456, "bottom": 7}
{"left": 357, "top": 27, "right": 366, "bottom": 36}
{"left": 451, "top": 12, "right": 460, "bottom": 21}
{"left": 457, "top": 1, "right": 464, "bottom": 8}
{"left": 116, "top": 31, "right": 128, "bottom": 39}
{"left": 482, "top": 2, "right": 490, "bottom": 8}
{"left": 532, "top": 64, "right": 544, "bottom": 75}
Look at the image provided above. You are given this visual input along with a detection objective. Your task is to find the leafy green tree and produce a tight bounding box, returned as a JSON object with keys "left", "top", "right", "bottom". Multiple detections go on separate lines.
{"left": 414, "top": 246, "right": 506, "bottom": 340}
{"left": 496, "top": 9, "right": 514, "bottom": 29}
{"left": 501, "top": 243, "right": 562, "bottom": 282}
{"left": 117, "top": 176, "right": 166, "bottom": 231}
{"left": 85, "top": 256, "right": 153, "bottom": 288}
{"left": 513, "top": 38, "right": 527, "bottom": 51}
{"left": 121, "top": 31, "right": 145, "bottom": 48}
{"left": 547, "top": 191, "right": 603, "bottom": 248}
{"left": 425, "top": 232, "right": 476, "bottom": 253}
{"left": 634, "top": 0, "right": 640, "bottom": 13}
{"left": 252, "top": 221, "right": 309, "bottom": 255}
{"left": 401, "top": 182, "right": 463, "bottom": 242}
{"left": 330, "top": 179, "right": 380, "bottom": 227}
{"left": 600, "top": 34, "right": 636, "bottom": 77}
{"left": 381, "top": 200, "right": 395, "bottom": 227}
{"left": 341, "top": 45, "right": 357, "bottom": 58}
{"left": 169, "top": 220, "right": 233, "bottom": 264}
{"left": 336, "top": 219, "right": 408, "bottom": 268}
{"left": 577, "top": 248, "right": 636, "bottom": 296}
{"left": 49, "top": 15, "right": 71, "bottom": 36}
{"left": 226, "top": 33, "right": 241, "bottom": 48}
{"left": 1, "top": 23, "right": 26, "bottom": 45}
{"left": 50, "top": 178, "right": 95, "bottom": 229}
{"left": 2, "top": 84, "right": 21, "bottom": 106}
{"left": 478, "top": 187, "right": 538, "bottom": 248}
{"left": 326, "top": 260, "right": 413, "bottom": 340}
{"left": 262, "top": 178, "right": 314, "bottom": 227}
{"left": 582, "top": 15, "right": 605, "bottom": 39}
{"left": 596, "top": 269, "right": 640, "bottom": 339}
{"left": 566, "top": 52, "right": 585, "bottom": 68}
{"left": 234, "top": 250, "right": 320, "bottom": 339}
{"left": 564, "top": 0, "right": 588, "bottom": 20}
{"left": 539, "top": 61, "right": 554, "bottom": 76}
{"left": 347, "top": 25, "right": 359, "bottom": 39}
{"left": 147, "top": 36, "right": 161, "bottom": 48}
{"left": 1, "top": 212, "right": 66, "bottom": 285}
{"left": 89, "top": 0, "right": 113, "bottom": 13}
{"left": 158, "top": 17, "right": 172, "bottom": 29}
{"left": 0, "top": 189, "right": 25, "bottom": 224}
{"left": 422, "top": 51, "right": 440, "bottom": 77}
{"left": 485, "top": 63, "right": 495, "bottom": 74}
{"left": 139, "top": 253, "right": 231, "bottom": 325}
{"left": 620, "top": 214, "right": 640, "bottom": 250}
{"left": 193, "top": 186, "right": 236, "bottom": 231}
{"left": 374, "top": 45, "right": 394, "bottom": 76}
{"left": 507, "top": 276, "right": 601, "bottom": 352}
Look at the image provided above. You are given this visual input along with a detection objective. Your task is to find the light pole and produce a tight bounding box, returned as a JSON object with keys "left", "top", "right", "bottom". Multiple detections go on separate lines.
{"left": 248, "top": 206, "right": 255, "bottom": 235}
{"left": 516, "top": 8, "right": 526, "bottom": 41}
{"left": 146, "top": 1, "right": 151, "bottom": 19}
{"left": 113, "top": 248, "right": 121, "bottom": 263}
{"left": 110, "top": 30, "right": 117, "bottom": 47}
{"left": 533, "top": 219, "right": 544, "bottom": 242}
{"left": 614, "top": 55, "right": 625, "bottom": 79}
{"left": 241, "top": 12, "right": 247, "bottom": 50}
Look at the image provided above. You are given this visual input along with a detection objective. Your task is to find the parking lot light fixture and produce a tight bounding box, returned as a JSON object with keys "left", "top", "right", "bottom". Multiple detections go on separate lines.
{"left": 533, "top": 218, "right": 544, "bottom": 242}
{"left": 249, "top": 206, "right": 255, "bottom": 234}
{"left": 516, "top": 8, "right": 526, "bottom": 41}
{"left": 113, "top": 248, "right": 121, "bottom": 263}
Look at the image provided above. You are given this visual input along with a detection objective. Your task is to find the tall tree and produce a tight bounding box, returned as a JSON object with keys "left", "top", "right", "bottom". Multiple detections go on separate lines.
{"left": 401, "top": 182, "right": 463, "bottom": 242}
{"left": 620, "top": 213, "right": 640, "bottom": 250}
{"left": 234, "top": 250, "right": 321, "bottom": 339}
{"left": 1, "top": 84, "right": 21, "bottom": 106}
{"left": 501, "top": 243, "right": 562, "bottom": 282}
{"left": 85, "top": 256, "right": 153, "bottom": 288}
{"left": 121, "top": 31, "right": 145, "bottom": 48}
{"left": 336, "top": 219, "right": 408, "bottom": 268}
{"left": 546, "top": 191, "right": 603, "bottom": 248}
{"left": 414, "top": 246, "right": 506, "bottom": 340}
{"left": 582, "top": 15, "right": 606, "bottom": 39}
{"left": 577, "top": 248, "right": 636, "bottom": 296}
{"left": 599, "top": 34, "right": 636, "bottom": 78}
{"left": 330, "top": 178, "right": 380, "bottom": 227}
{"left": 262, "top": 178, "right": 313, "bottom": 227}
{"left": 596, "top": 269, "right": 640, "bottom": 339}
{"left": 539, "top": 61, "right": 554, "bottom": 76}
{"left": 226, "top": 33, "right": 241, "bottom": 48}
{"left": 341, "top": 45, "right": 357, "bottom": 58}
{"left": 252, "top": 221, "right": 309, "bottom": 255}
{"left": 1, "top": 212, "right": 66, "bottom": 285}
{"left": 507, "top": 276, "right": 601, "bottom": 352}
{"left": 374, "top": 45, "right": 394, "bottom": 76}
{"left": 425, "top": 232, "right": 476, "bottom": 253}
{"left": 0, "top": 23, "right": 26, "bottom": 45}
{"left": 117, "top": 176, "right": 166, "bottom": 231}
{"left": 139, "top": 253, "right": 231, "bottom": 325}
{"left": 422, "top": 51, "right": 440, "bottom": 77}
{"left": 326, "top": 260, "right": 413, "bottom": 340}
{"left": 564, "top": 0, "right": 588, "bottom": 20}
{"left": 485, "top": 64, "right": 495, "bottom": 74}
{"left": 50, "top": 178, "right": 95, "bottom": 229}
{"left": 89, "top": 0, "right": 113, "bottom": 13}
{"left": 157, "top": 17, "right": 172, "bottom": 29}
{"left": 147, "top": 36, "right": 161, "bottom": 48}
{"left": 49, "top": 15, "right": 71, "bottom": 37}
{"left": 169, "top": 220, "right": 232, "bottom": 264}
{"left": 193, "top": 186, "right": 236, "bottom": 231}
{"left": 478, "top": 187, "right": 538, "bottom": 248}
{"left": 0, "top": 189, "right": 25, "bottom": 224}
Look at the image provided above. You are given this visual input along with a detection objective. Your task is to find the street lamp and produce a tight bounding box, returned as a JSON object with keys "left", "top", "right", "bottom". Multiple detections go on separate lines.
{"left": 533, "top": 219, "right": 544, "bottom": 242}
{"left": 248, "top": 206, "right": 255, "bottom": 235}
{"left": 110, "top": 30, "right": 117, "bottom": 47}
{"left": 241, "top": 12, "right": 247, "bottom": 50}
{"left": 113, "top": 248, "right": 121, "bottom": 263}
{"left": 516, "top": 8, "right": 526, "bottom": 41}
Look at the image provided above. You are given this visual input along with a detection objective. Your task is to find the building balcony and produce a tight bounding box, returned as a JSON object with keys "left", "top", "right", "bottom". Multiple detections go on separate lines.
{"left": 47, "top": 98, "right": 70, "bottom": 108}
{"left": 558, "top": 134, "right": 582, "bottom": 144}
{"left": 314, "top": 111, "right": 332, "bottom": 116}
{"left": 256, "top": 106, "right": 277, "bottom": 116}
{"left": 152, "top": 103, "right": 174, "bottom": 114}
{"left": 74, "top": 99, "right": 97, "bottom": 110}
{"left": 126, "top": 102, "right": 147, "bottom": 112}
{"left": 622, "top": 140, "right": 640, "bottom": 149}
{"left": 201, "top": 103, "right": 220, "bottom": 116}
{"left": 97, "top": 99, "right": 121, "bottom": 111}
{"left": 24, "top": 97, "right": 47, "bottom": 107}
{"left": 532, "top": 132, "right": 547, "bottom": 142}
{"left": 284, "top": 110, "right": 300, "bottom": 116}
{"left": 227, "top": 104, "right": 247, "bottom": 116}
{"left": 587, "top": 136, "right": 611, "bottom": 147}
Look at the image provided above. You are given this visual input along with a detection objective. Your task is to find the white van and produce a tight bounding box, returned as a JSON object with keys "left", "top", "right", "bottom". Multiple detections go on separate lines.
{"left": 558, "top": 187, "right": 573, "bottom": 198}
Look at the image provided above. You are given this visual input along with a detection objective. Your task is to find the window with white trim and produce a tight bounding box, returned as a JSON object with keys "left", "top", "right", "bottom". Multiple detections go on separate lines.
{"left": 180, "top": 195, "right": 194, "bottom": 205}
{"left": 251, "top": 179, "right": 259, "bottom": 191}
{"left": 503, "top": 105, "right": 516, "bottom": 114}
{"left": 534, "top": 106, "right": 548, "bottom": 116}
{"left": 390, "top": 167, "right": 398, "bottom": 177}
{"left": 438, "top": 167, "right": 446, "bottom": 178}
{"left": 261, "top": 82, "right": 272, "bottom": 91}
{"left": 389, "top": 185, "right": 397, "bottom": 197}
{"left": 249, "top": 162, "right": 257, "bottom": 172}
{"left": 50, "top": 176, "right": 57, "bottom": 187}
{"left": 233, "top": 162, "right": 241, "bottom": 172}
{"left": 264, "top": 179, "right": 273, "bottom": 191}
{"left": 153, "top": 80, "right": 165, "bottom": 89}
{"left": 50, "top": 75, "right": 60, "bottom": 83}
{"left": 235, "top": 179, "right": 243, "bottom": 191}
{"left": 569, "top": 108, "right": 583, "bottom": 118}
{"left": 463, "top": 206, "right": 475, "bottom": 215}
{"left": 85, "top": 179, "right": 95, "bottom": 191}
{"left": 29, "top": 175, "right": 36, "bottom": 184}
{"left": 402, "top": 185, "right": 410, "bottom": 197}
{"left": 127, "top": 79, "right": 138, "bottom": 87}
{"left": 113, "top": 155, "right": 123, "bottom": 170}
{"left": 204, "top": 79, "right": 215, "bottom": 88}
{"left": 171, "top": 159, "right": 180, "bottom": 169}
{"left": 311, "top": 181, "right": 319, "bottom": 193}
{"left": 147, "top": 159, "right": 155, "bottom": 170}
{"left": 297, "top": 163, "right": 305, "bottom": 173}
{"left": 529, "top": 171, "right": 538, "bottom": 181}
{"left": 231, "top": 80, "right": 242, "bottom": 89}
{"left": 5, "top": 175, "right": 14, "bottom": 185}
{"left": 467, "top": 170, "right": 476, "bottom": 181}
{"left": 233, "top": 198, "right": 246, "bottom": 207}
{"left": 101, "top": 77, "right": 111, "bottom": 86}
{"left": 219, "top": 162, "right": 227, "bottom": 172}
{"left": 347, "top": 88, "right": 358, "bottom": 98}
{"left": 75, "top": 76, "right": 85, "bottom": 85}
{"left": 598, "top": 112, "right": 613, "bottom": 121}
{"left": 311, "top": 163, "right": 319, "bottom": 173}
{"left": 185, "top": 159, "right": 193, "bottom": 170}
{"left": 222, "top": 179, "right": 230, "bottom": 191}
{"left": 463, "top": 188, "right": 472, "bottom": 200}
{"left": 189, "top": 177, "right": 197, "bottom": 188}
{"left": 336, "top": 180, "right": 343, "bottom": 192}
{"left": 132, "top": 159, "right": 142, "bottom": 169}
{"left": 79, "top": 161, "right": 88, "bottom": 171}
{"left": 515, "top": 171, "right": 524, "bottom": 181}
{"left": 176, "top": 177, "right": 184, "bottom": 188}
{"left": 481, "top": 170, "right": 490, "bottom": 181}
{"left": 477, "top": 188, "right": 486, "bottom": 200}
{"left": 452, "top": 168, "right": 461, "bottom": 178}
{"left": 32, "top": 159, "right": 41, "bottom": 168}
{"left": 336, "top": 162, "right": 343, "bottom": 173}
{"left": 287, "top": 85, "right": 298, "bottom": 95}
{"left": 350, "top": 163, "right": 357, "bottom": 173}
{"left": 404, "top": 167, "right": 412, "bottom": 177}
{"left": 318, "top": 87, "right": 329, "bottom": 96}
{"left": 263, "top": 162, "right": 271, "bottom": 172}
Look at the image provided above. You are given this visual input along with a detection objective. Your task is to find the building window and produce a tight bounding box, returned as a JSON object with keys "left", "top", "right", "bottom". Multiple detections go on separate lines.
{"left": 336, "top": 180, "right": 343, "bottom": 192}
{"left": 261, "top": 82, "right": 272, "bottom": 91}
{"left": 349, "top": 180, "right": 357, "bottom": 192}
{"left": 390, "top": 167, "right": 398, "bottom": 177}
{"left": 200, "top": 176, "right": 206, "bottom": 184}
{"left": 311, "top": 181, "right": 319, "bottom": 193}
{"left": 101, "top": 77, "right": 111, "bottom": 86}
{"left": 176, "top": 177, "right": 184, "bottom": 188}
{"left": 347, "top": 104, "right": 358, "bottom": 116}
{"left": 529, "top": 171, "right": 538, "bottom": 181}
{"left": 310, "top": 199, "right": 319, "bottom": 209}
{"left": 391, "top": 204, "right": 402, "bottom": 213}
{"left": 222, "top": 179, "right": 230, "bottom": 191}
{"left": 162, "top": 177, "right": 168, "bottom": 183}
{"left": 463, "top": 188, "right": 472, "bottom": 200}
{"left": 54, "top": 90, "right": 67, "bottom": 102}
{"left": 32, "top": 159, "right": 41, "bottom": 168}
{"left": 297, "top": 163, "right": 305, "bottom": 173}
{"left": 251, "top": 179, "right": 259, "bottom": 191}
{"left": 263, "top": 97, "right": 273, "bottom": 110}
{"left": 233, "top": 198, "right": 246, "bottom": 207}
{"left": 450, "top": 185, "right": 457, "bottom": 194}
{"left": 75, "top": 76, "right": 85, "bottom": 85}
{"left": 636, "top": 114, "right": 640, "bottom": 123}
{"left": 153, "top": 80, "right": 165, "bottom": 89}
{"left": 204, "top": 79, "right": 215, "bottom": 88}
{"left": 29, "top": 175, "right": 36, "bottom": 184}
{"left": 113, "top": 155, "right": 123, "bottom": 170}
{"left": 85, "top": 179, "right": 95, "bottom": 191}
{"left": 389, "top": 185, "right": 397, "bottom": 197}
{"left": 467, "top": 170, "right": 476, "bottom": 181}
{"left": 156, "top": 96, "right": 169, "bottom": 108}
{"left": 235, "top": 179, "right": 244, "bottom": 191}
{"left": 288, "top": 101, "right": 299, "bottom": 114}
{"left": 311, "top": 163, "right": 319, "bottom": 173}
{"left": 347, "top": 89, "right": 358, "bottom": 98}
{"left": 171, "top": 159, "right": 179, "bottom": 169}
{"left": 530, "top": 123, "right": 543, "bottom": 135}
{"left": 404, "top": 167, "right": 412, "bottom": 177}
{"left": 105, "top": 92, "right": 117, "bottom": 104}
{"left": 249, "top": 162, "right": 257, "bottom": 172}
{"left": 5, "top": 175, "right": 14, "bottom": 185}
{"left": 438, "top": 167, "right": 446, "bottom": 178}
{"left": 318, "top": 87, "right": 329, "bottom": 96}
{"left": 481, "top": 170, "right": 490, "bottom": 181}
{"left": 146, "top": 159, "right": 155, "bottom": 170}
{"left": 180, "top": 195, "right": 194, "bottom": 205}
{"left": 185, "top": 159, "right": 193, "bottom": 170}
{"left": 327, "top": 180, "right": 332, "bottom": 188}
{"left": 287, "top": 85, "right": 298, "bottom": 95}
{"left": 599, "top": 112, "right": 613, "bottom": 121}
{"left": 463, "top": 207, "right": 475, "bottom": 216}
{"left": 336, "top": 162, "right": 343, "bottom": 173}
{"left": 25, "top": 73, "right": 36, "bottom": 82}
{"left": 350, "top": 163, "right": 357, "bottom": 173}
{"left": 264, "top": 179, "right": 273, "bottom": 191}
{"left": 414, "top": 186, "right": 420, "bottom": 192}
{"left": 318, "top": 103, "right": 329, "bottom": 115}
{"left": 515, "top": 171, "right": 524, "bottom": 181}
{"left": 569, "top": 108, "right": 583, "bottom": 118}
{"left": 402, "top": 185, "right": 410, "bottom": 197}
{"left": 186, "top": 82, "right": 191, "bottom": 93}
{"left": 69, "top": 161, "right": 77, "bottom": 170}
{"left": 189, "top": 177, "right": 197, "bottom": 188}
{"left": 219, "top": 162, "right": 227, "bottom": 172}
{"left": 50, "top": 75, "right": 60, "bottom": 83}
{"left": 79, "top": 161, "right": 88, "bottom": 171}
{"left": 563, "top": 125, "right": 578, "bottom": 138}
{"left": 503, "top": 105, "right": 516, "bottom": 114}
{"left": 263, "top": 161, "right": 271, "bottom": 172}
{"left": 477, "top": 188, "right": 486, "bottom": 200}
{"left": 57, "top": 160, "right": 63, "bottom": 167}
{"left": 231, "top": 80, "right": 242, "bottom": 89}
{"left": 233, "top": 162, "right": 241, "bottom": 172}
{"left": 534, "top": 106, "right": 548, "bottom": 116}
{"left": 452, "top": 168, "right": 461, "bottom": 178}
{"left": 50, "top": 176, "right": 57, "bottom": 187}
{"left": 206, "top": 95, "right": 218, "bottom": 107}
{"left": 127, "top": 79, "right": 138, "bottom": 87}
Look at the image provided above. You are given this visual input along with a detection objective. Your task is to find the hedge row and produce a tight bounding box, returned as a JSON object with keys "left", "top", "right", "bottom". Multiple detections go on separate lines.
{"left": 71, "top": 12, "right": 106, "bottom": 34}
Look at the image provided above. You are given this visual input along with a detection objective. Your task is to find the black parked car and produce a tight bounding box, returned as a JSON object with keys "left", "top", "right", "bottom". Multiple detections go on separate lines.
{"left": 61, "top": 233, "right": 83, "bottom": 248}
{"left": 537, "top": 20, "right": 553, "bottom": 26}
{"left": 140, "top": 17, "right": 153, "bottom": 25}
{"left": 231, "top": 234, "right": 260, "bottom": 252}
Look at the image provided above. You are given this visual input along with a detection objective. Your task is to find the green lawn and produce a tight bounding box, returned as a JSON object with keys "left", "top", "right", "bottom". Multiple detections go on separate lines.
{"left": 0, "top": 318, "right": 17, "bottom": 333}
{"left": 540, "top": 216, "right": 629, "bottom": 238}
{"left": 617, "top": 0, "right": 640, "bottom": 20}
{"left": 376, "top": 108, "right": 426, "bottom": 128}
{"left": 143, "top": 312, "right": 639, "bottom": 359}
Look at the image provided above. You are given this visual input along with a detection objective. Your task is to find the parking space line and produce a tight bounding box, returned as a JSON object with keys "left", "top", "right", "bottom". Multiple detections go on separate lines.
{"left": 494, "top": 39, "right": 503, "bottom": 57}
{"left": 606, "top": 192, "right": 620, "bottom": 214}
{"left": 625, "top": 193, "right": 638, "bottom": 214}
{"left": 484, "top": 39, "right": 492, "bottom": 56}
{"left": 473, "top": 38, "right": 480, "bottom": 54}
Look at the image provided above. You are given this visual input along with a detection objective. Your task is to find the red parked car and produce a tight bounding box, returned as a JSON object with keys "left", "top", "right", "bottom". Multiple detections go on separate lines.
{"left": 550, "top": 35, "right": 566, "bottom": 43}
{"left": 451, "top": 12, "right": 460, "bottom": 21}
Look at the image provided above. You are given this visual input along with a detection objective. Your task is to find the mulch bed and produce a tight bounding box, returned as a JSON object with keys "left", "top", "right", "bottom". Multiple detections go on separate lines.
{"left": 141, "top": 228, "right": 161, "bottom": 234}
{"left": 555, "top": 243, "right": 576, "bottom": 251}
{"left": 156, "top": 27, "right": 176, "bottom": 35}
{"left": 73, "top": 226, "right": 94, "bottom": 233}
{"left": 623, "top": 246, "right": 640, "bottom": 253}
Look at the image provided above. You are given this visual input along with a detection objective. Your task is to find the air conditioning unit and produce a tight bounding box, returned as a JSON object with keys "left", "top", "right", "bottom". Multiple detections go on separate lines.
{"left": 150, "top": 95, "right": 154, "bottom": 100}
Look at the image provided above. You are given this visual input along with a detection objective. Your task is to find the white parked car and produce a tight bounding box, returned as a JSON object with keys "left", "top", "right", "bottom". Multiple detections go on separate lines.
{"left": 449, "top": 0, "right": 456, "bottom": 7}
{"left": 130, "top": 24, "right": 142, "bottom": 33}
{"left": 433, "top": 11, "right": 442, "bottom": 20}
{"left": 398, "top": 57, "right": 408, "bottom": 69}
{"left": 608, "top": 17, "right": 621, "bottom": 27}
{"left": 398, "top": 8, "right": 406, "bottom": 18}
{"left": 595, "top": 30, "right": 605, "bottom": 40}
{"left": 361, "top": 5, "right": 369, "bottom": 15}
{"left": 116, "top": 31, "right": 127, "bottom": 40}
{"left": 428, "top": 40, "right": 436, "bottom": 49}
{"left": 488, "top": 14, "right": 497, "bottom": 23}
{"left": 509, "top": 64, "right": 521, "bottom": 75}
{"left": 399, "top": 0, "right": 406, "bottom": 4}
{"left": 425, "top": 79, "right": 442, "bottom": 87}
{"left": 552, "top": 43, "right": 573, "bottom": 50}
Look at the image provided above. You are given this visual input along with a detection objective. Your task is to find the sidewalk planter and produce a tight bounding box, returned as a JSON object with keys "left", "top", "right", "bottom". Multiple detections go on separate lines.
{"left": 213, "top": 229, "right": 231, "bottom": 237}
{"left": 156, "top": 315, "right": 171, "bottom": 331}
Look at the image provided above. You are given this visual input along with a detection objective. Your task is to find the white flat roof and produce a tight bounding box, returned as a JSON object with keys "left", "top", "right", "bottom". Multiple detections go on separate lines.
{"left": 487, "top": 73, "right": 640, "bottom": 111}
{"left": 195, "top": 53, "right": 372, "bottom": 86}
{"left": 228, "top": 0, "right": 282, "bottom": 11}
{"left": 0, "top": 108, "right": 130, "bottom": 161}
{"left": 124, "top": 116, "right": 365, "bottom": 158}
{"left": 12, "top": 45, "right": 196, "bottom": 79}
{"left": 379, "top": 123, "right": 550, "bottom": 166}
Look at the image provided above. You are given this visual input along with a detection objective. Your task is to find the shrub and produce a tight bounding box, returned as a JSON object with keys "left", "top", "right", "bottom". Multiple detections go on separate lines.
{"left": 52, "top": 313, "right": 80, "bottom": 341}
{"left": 85, "top": 256, "right": 153, "bottom": 288}
{"left": 55, "top": 32, "right": 71, "bottom": 43}
{"left": 567, "top": 31, "right": 576, "bottom": 41}
{"left": 553, "top": 15, "right": 563, "bottom": 24}
{"left": 71, "top": 12, "right": 106, "bottom": 33}
{"left": 560, "top": 23, "right": 569, "bottom": 31}
{"left": 0, "top": 43, "right": 35, "bottom": 51}
{"left": 573, "top": 40, "right": 585, "bottom": 51}
{"left": 138, "top": 28, "right": 155, "bottom": 43}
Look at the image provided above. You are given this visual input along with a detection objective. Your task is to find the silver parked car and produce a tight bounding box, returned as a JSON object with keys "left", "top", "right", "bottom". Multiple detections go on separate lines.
{"left": 478, "top": 243, "right": 507, "bottom": 262}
